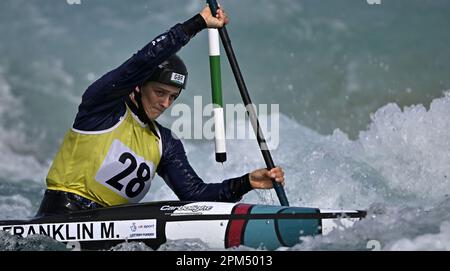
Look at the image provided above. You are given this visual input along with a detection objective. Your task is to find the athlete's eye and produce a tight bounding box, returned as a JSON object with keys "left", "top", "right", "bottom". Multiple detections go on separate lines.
{"left": 155, "top": 90, "right": 164, "bottom": 97}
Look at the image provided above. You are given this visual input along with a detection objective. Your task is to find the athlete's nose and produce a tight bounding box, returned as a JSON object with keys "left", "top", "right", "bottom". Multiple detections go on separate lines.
{"left": 160, "top": 95, "right": 171, "bottom": 109}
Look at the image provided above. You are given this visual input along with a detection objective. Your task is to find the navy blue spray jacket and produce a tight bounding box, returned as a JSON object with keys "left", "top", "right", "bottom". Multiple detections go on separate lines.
{"left": 73, "top": 15, "right": 252, "bottom": 202}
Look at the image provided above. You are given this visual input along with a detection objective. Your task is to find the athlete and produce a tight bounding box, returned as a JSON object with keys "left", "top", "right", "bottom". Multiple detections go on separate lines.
{"left": 36, "top": 5, "right": 285, "bottom": 217}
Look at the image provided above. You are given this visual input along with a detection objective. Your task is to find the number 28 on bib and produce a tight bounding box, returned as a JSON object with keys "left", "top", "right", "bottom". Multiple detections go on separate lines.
{"left": 95, "top": 140, "right": 156, "bottom": 203}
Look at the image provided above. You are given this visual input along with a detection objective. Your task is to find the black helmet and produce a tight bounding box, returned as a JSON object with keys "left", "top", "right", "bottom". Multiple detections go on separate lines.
{"left": 148, "top": 54, "right": 188, "bottom": 89}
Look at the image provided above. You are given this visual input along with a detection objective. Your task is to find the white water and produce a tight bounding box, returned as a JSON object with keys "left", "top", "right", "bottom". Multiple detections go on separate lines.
{"left": 2, "top": 92, "right": 450, "bottom": 250}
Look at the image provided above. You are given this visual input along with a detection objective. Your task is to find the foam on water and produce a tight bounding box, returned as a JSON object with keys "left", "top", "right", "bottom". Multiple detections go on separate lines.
{"left": 0, "top": 231, "right": 66, "bottom": 251}
{"left": 291, "top": 198, "right": 450, "bottom": 251}
{"left": 356, "top": 92, "right": 450, "bottom": 205}
{"left": 156, "top": 93, "right": 450, "bottom": 210}
{"left": 148, "top": 93, "right": 450, "bottom": 250}
{"left": 2, "top": 93, "right": 450, "bottom": 250}
{"left": 0, "top": 69, "right": 48, "bottom": 221}
{"left": 0, "top": 70, "right": 49, "bottom": 183}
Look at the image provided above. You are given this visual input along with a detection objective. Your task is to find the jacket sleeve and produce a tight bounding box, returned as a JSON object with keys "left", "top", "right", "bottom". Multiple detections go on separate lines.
{"left": 73, "top": 15, "right": 206, "bottom": 131}
{"left": 156, "top": 124, "right": 253, "bottom": 202}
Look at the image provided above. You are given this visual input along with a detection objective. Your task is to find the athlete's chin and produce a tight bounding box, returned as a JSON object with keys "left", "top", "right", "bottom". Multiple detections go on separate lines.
{"left": 147, "top": 113, "right": 159, "bottom": 120}
{"left": 148, "top": 109, "right": 164, "bottom": 120}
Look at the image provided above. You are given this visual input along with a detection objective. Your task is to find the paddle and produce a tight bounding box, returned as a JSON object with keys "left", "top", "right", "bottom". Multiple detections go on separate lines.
{"left": 206, "top": 0, "right": 289, "bottom": 206}
{"left": 208, "top": 28, "right": 227, "bottom": 163}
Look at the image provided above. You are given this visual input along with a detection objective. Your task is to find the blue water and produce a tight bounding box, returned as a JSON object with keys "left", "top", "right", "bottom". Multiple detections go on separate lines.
{"left": 1, "top": 0, "right": 450, "bottom": 250}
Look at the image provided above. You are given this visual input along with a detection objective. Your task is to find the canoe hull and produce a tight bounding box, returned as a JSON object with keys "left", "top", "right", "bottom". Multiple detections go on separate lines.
{"left": 0, "top": 201, "right": 366, "bottom": 250}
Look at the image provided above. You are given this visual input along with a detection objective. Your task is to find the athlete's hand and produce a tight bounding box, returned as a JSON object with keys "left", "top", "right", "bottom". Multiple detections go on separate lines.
{"left": 249, "top": 167, "right": 285, "bottom": 189}
{"left": 199, "top": 4, "right": 229, "bottom": 28}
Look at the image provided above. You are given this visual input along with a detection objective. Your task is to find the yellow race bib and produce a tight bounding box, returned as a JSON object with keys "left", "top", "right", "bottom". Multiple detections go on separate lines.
{"left": 46, "top": 105, "right": 161, "bottom": 206}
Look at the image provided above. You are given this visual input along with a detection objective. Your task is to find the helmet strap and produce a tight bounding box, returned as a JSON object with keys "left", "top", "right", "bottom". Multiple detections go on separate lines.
{"left": 132, "top": 87, "right": 160, "bottom": 139}
{"left": 133, "top": 87, "right": 149, "bottom": 123}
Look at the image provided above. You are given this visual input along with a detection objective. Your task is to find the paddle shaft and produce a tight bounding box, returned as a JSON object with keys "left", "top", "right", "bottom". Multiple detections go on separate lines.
{"left": 207, "top": 0, "right": 289, "bottom": 206}
{"left": 208, "top": 28, "right": 227, "bottom": 163}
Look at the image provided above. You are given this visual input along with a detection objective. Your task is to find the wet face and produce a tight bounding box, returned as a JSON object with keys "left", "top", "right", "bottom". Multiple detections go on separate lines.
{"left": 138, "top": 81, "right": 181, "bottom": 120}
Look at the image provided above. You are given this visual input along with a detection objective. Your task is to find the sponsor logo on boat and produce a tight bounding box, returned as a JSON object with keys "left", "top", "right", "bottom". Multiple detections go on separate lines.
{"left": 160, "top": 205, "right": 214, "bottom": 213}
